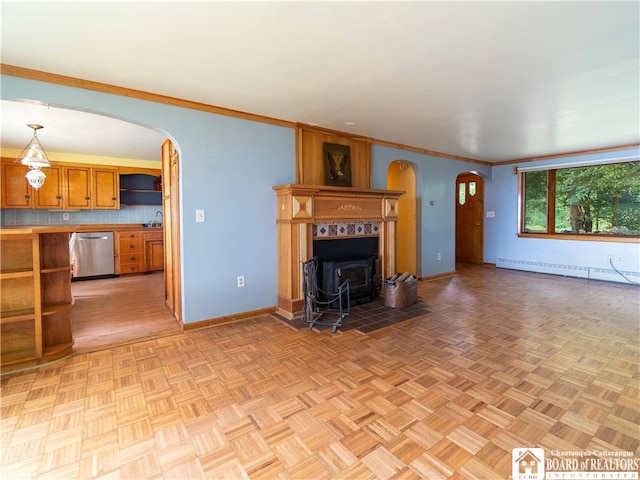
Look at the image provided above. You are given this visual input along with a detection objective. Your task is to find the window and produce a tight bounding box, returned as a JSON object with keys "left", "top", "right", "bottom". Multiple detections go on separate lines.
{"left": 521, "top": 161, "right": 640, "bottom": 236}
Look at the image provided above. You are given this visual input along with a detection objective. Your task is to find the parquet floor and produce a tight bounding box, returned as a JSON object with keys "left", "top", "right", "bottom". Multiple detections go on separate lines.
{"left": 1, "top": 265, "right": 639, "bottom": 479}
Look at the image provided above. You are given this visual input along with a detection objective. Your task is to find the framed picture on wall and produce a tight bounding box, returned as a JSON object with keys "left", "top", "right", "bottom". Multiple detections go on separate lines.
{"left": 323, "top": 142, "right": 352, "bottom": 187}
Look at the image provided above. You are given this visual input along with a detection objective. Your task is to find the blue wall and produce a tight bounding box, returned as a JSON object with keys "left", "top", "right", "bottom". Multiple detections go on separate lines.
{"left": 2, "top": 75, "right": 294, "bottom": 324}
{"left": 2, "top": 75, "right": 638, "bottom": 325}
{"left": 372, "top": 145, "right": 492, "bottom": 277}
{"left": 488, "top": 149, "right": 640, "bottom": 283}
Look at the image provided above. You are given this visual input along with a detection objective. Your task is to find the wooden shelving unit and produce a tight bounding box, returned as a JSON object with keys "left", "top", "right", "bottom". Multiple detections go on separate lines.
{"left": 120, "top": 174, "right": 161, "bottom": 206}
{"left": 1, "top": 231, "right": 73, "bottom": 372}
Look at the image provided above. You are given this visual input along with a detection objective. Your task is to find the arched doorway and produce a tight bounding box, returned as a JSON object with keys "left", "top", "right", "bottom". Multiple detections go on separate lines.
{"left": 387, "top": 161, "right": 417, "bottom": 275}
{"left": 1, "top": 99, "right": 183, "bottom": 348}
{"left": 455, "top": 172, "right": 484, "bottom": 265}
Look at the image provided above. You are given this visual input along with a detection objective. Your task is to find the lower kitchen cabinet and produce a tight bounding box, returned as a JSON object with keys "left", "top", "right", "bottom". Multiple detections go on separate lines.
{"left": 116, "top": 231, "right": 145, "bottom": 274}
{"left": 145, "top": 233, "right": 164, "bottom": 272}
{"left": 116, "top": 230, "right": 164, "bottom": 274}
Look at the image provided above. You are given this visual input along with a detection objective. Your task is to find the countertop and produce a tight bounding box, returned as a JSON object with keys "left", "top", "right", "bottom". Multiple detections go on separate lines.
{"left": 0, "top": 224, "right": 164, "bottom": 235}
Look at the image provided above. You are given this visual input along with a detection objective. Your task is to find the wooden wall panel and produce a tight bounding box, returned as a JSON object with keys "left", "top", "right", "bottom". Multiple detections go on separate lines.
{"left": 296, "top": 125, "right": 372, "bottom": 189}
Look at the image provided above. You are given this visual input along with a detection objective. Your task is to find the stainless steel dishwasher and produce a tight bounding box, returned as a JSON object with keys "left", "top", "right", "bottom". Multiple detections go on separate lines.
{"left": 70, "top": 232, "right": 115, "bottom": 279}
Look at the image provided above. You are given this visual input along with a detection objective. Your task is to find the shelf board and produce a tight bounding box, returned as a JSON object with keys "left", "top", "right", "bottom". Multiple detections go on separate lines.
{"left": 120, "top": 204, "right": 162, "bottom": 206}
{"left": 0, "top": 308, "right": 36, "bottom": 324}
{"left": 41, "top": 266, "right": 72, "bottom": 274}
{"left": 43, "top": 342, "right": 73, "bottom": 360}
{"left": 0, "top": 269, "right": 34, "bottom": 279}
{"left": 120, "top": 189, "right": 161, "bottom": 193}
{"left": 42, "top": 303, "right": 74, "bottom": 316}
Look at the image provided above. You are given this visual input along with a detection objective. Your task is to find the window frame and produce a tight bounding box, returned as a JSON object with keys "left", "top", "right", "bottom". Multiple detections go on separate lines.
{"left": 517, "top": 164, "right": 640, "bottom": 244}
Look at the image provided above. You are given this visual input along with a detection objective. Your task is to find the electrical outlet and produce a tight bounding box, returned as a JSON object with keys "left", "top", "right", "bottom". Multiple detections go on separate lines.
{"left": 437, "top": 252, "right": 441, "bottom": 261}
{"left": 62, "top": 213, "right": 70, "bottom": 221}
{"left": 237, "top": 275, "right": 245, "bottom": 288}
{"left": 607, "top": 255, "right": 614, "bottom": 263}
{"left": 616, "top": 256, "right": 623, "bottom": 262}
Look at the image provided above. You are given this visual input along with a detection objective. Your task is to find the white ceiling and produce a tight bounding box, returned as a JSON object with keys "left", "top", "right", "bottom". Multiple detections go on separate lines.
{"left": 1, "top": 100, "right": 167, "bottom": 162}
{"left": 1, "top": 1, "right": 639, "bottom": 163}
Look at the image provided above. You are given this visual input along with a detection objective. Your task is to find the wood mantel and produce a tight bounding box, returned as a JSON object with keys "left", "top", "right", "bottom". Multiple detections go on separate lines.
{"left": 273, "top": 184, "right": 404, "bottom": 318}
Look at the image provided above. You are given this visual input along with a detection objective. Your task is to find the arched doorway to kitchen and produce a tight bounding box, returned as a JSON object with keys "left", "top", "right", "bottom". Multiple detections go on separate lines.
{"left": 72, "top": 135, "right": 183, "bottom": 352}
{"left": 387, "top": 160, "right": 418, "bottom": 276}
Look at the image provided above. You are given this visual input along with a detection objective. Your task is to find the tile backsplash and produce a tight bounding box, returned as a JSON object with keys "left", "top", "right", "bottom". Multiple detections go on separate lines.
{"left": 1, "top": 205, "right": 163, "bottom": 226}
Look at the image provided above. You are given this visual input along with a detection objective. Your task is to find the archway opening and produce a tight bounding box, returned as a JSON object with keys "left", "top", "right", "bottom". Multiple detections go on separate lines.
{"left": 387, "top": 161, "right": 418, "bottom": 275}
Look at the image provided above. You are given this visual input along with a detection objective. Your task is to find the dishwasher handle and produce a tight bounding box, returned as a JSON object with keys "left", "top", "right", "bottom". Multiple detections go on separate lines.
{"left": 78, "top": 235, "right": 111, "bottom": 240}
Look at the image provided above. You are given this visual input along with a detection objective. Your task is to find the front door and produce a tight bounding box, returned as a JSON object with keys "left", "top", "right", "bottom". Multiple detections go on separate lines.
{"left": 455, "top": 173, "right": 484, "bottom": 265}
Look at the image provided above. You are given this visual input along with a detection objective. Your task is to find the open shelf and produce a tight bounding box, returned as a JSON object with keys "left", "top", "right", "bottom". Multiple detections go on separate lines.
{"left": 41, "top": 266, "right": 72, "bottom": 274}
{"left": 0, "top": 234, "right": 35, "bottom": 272}
{"left": 0, "top": 269, "right": 34, "bottom": 279}
{"left": 0, "top": 308, "right": 36, "bottom": 324}
{"left": 40, "top": 233, "right": 71, "bottom": 270}
{"left": 1, "top": 347, "right": 38, "bottom": 366}
{"left": 1, "top": 319, "right": 37, "bottom": 365}
{"left": 42, "top": 303, "right": 74, "bottom": 316}
{"left": 1, "top": 231, "right": 72, "bottom": 373}
{"left": 120, "top": 174, "right": 162, "bottom": 206}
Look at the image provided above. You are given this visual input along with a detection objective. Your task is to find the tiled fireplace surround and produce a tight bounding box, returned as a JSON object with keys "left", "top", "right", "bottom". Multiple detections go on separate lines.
{"left": 273, "top": 184, "right": 404, "bottom": 319}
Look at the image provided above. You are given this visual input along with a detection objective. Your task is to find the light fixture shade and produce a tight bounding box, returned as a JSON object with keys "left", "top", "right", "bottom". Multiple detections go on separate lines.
{"left": 18, "top": 124, "right": 51, "bottom": 169}
{"left": 26, "top": 168, "right": 47, "bottom": 189}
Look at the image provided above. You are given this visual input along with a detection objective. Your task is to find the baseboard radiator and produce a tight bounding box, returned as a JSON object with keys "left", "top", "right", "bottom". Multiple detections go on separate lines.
{"left": 495, "top": 258, "right": 640, "bottom": 284}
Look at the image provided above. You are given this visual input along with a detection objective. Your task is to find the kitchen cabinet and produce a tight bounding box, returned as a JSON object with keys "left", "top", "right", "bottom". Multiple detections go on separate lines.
{"left": 1, "top": 162, "right": 63, "bottom": 209}
{"left": 93, "top": 168, "right": 120, "bottom": 209}
{"left": 1, "top": 159, "right": 118, "bottom": 210}
{"left": 116, "top": 229, "right": 164, "bottom": 275}
{"left": 64, "top": 165, "right": 119, "bottom": 210}
{"left": 1, "top": 231, "right": 73, "bottom": 372}
{"left": 144, "top": 230, "right": 164, "bottom": 271}
{"left": 64, "top": 165, "right": 92, "bottom": 209}
{"left": 1, "top": 163, "right": 33, "bottom": 208}
{"left": 116, "top": 231, "right": 145, "bottom": 274}
{"left": 35, "top": 165, "right": 64, "bottom": 209}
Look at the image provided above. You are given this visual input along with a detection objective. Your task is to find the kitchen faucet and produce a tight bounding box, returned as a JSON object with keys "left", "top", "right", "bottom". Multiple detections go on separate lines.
{"left": 156, "top": 210, "right": 163, "bottom": 224}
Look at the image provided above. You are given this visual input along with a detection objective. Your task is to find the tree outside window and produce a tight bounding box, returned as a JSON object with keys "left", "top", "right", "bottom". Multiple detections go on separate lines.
{"left": 522, "top": 162, "right": 640, "bottom": 236}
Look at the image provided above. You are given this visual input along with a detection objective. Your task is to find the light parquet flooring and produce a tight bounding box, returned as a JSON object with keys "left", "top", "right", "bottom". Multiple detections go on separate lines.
{"left": 1, "top": 265, "right": 639, "bottom": 479}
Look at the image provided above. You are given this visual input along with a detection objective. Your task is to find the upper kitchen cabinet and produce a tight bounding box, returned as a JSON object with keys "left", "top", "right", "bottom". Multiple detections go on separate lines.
{"left": 64, "top": 165, "right": 119, "bottom": 210}
{"left": 2, "top": 162, "right": 34, "bottom": 208}
{"left": 35, "top": 165, "right": 64, "bottom": 209}
{"left": 0, "top": 159, "right": 119, "bottom": 210}
{"left": 1, "top": 161, "right": 63, "bottom": 209}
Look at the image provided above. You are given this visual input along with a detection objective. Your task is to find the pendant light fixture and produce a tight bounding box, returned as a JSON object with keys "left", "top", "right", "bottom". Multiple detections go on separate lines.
{"left": 17, "top": 124, "right": 51, "bottom": 189}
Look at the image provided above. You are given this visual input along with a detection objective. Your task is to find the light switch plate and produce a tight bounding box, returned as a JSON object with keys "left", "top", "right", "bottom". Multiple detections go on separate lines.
{"left": 196, "top": 209, "right": 205, "bottom": 222}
